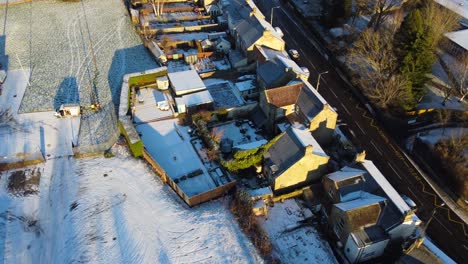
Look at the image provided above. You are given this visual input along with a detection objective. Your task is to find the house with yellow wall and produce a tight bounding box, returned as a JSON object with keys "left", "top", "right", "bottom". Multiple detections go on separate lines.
{"left": 263, "top": 127, "right": 329, "bottom": 194}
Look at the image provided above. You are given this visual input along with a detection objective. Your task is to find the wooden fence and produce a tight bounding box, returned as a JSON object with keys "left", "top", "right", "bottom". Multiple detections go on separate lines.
{"left": 143, "top": 149, "right": 236, "bottom": 206}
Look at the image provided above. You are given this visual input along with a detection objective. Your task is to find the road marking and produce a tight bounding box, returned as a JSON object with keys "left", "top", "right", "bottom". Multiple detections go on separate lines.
{"left": 355, "top": 122, "right": 365, "bottom": 134}
{"left": 388, "top": 162, "right": 401, "bottom": 179}
{"left": 329, "top": 88, "right": 338, "bottom": 98}
{"left": 407, "top": 187, "right": 423, "bottom": 205}
{"left": 339, "top": 101, "right": 351, "bottom": 115}
{"left": 434, "top": 215, "right": 454, "bottom": 236}
{"left": 370, "top": 140, "right": 383, "bottom": 156}
{"left": 278, "top": 8, "right": 326, "bottom": 57}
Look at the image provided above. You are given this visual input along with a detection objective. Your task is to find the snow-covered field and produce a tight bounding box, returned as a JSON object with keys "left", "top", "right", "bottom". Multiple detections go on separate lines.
{"left": 0, "top": 146, "right": 263, "bottom": 263}
{"left": 0, "top": 0, "right": 158, "bottom": 147}
{"left": 0, "top": 69, "right": 79, "bottom": 163}
{"left": 259, "top": 199, "right": 337, "bottom": 263}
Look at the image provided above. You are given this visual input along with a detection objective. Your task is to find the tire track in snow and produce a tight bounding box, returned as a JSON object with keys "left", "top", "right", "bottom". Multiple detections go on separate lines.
{"left": 75, "top": 17, "right": 126, "bottom": 97}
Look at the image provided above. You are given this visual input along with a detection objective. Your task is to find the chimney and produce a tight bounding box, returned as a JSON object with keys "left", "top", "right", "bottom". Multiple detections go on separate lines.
{"left": 270, "top": 164, "right": 279, "bottom": 173}
{"left": 305, "top": 145, "right": 314, "bottom": 155}
{"left": 250, "top": 7, "right": 257, "bottom": 16}
{"left": 355, "top": 150, "right": 366, "bottom": 163}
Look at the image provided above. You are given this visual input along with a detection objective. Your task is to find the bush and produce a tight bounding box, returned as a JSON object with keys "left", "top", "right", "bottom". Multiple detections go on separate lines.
{"left": 104, "top": 150, "right": 115, "bottom": 158}
{"left": 230, "top": 190, "right": 272, "bottom": 256}
{"left": 216, "top": 109, "right": 229, "bottom": 122}
{"left": 222, "top": 134, "right": 281, "bottom": 173}
{"left": 118, "top": 120, "right": 144, "bottom": 158}
{"left": 434, "top": 135, "right": 468, "bottom": 200}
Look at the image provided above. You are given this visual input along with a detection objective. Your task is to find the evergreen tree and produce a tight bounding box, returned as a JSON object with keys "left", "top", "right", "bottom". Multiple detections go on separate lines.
{"left": 394, "top": 9, "right": 435, "bottom": 106}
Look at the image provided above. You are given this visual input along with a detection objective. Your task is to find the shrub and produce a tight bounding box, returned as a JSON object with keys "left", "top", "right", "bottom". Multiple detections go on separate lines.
{"left": 221, "top": 134, "right": 281, "bottom": 173}
{"left": 230, "top": 190, "right": 272, "bottom": 256}
{"left": 118, "top": 120, "right": 144, "bottom": 158}
{"left": 216, "top": 109, "right": 229, "bottom": 121}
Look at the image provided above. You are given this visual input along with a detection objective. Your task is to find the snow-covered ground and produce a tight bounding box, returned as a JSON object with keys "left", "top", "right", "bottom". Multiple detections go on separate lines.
{"left": 212, "top": 120, "right": 266, "bottom": 149}
{"left": 0, "top": 70, "right": 79, "bottom": 164}
{"left": 0, "top": 0, "right": 158, "bottom": 147}
{"left": 0, "top": 146, "right": 263, "bottom": 263}
{"left": 259, "top": 199, "right": 338, "bottom": 263}
{"left": 406, "top": 127, "right": 467, "bottom": 151}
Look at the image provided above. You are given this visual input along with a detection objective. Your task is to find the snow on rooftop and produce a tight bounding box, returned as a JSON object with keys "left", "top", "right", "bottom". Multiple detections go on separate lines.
{"left": 434, "top": 0, "right": 468, "bottom": 19}
{"left": 136, "top": 119, "right": 202, "bottom": 178}
{"left": 444, "top": 29, "right": 468, "bottom": 51}
{"left": 290, "top": 127, "right": 327, "bottom": 156}
{"left": 361, "top": 160, "right": 411, "bottom": 214}
{"left": 327, "top": 167, "right": 366, "bottom": 182}
{"left": 235, "top": 80, "right": 256, "bottom": 92}
{"left": 133, "top": 88, "right": 173, "bottom": 123}
{"left": 168, "top": 70, "right": 206, "bottom": 95}
{"left": 175, "top": 90, "right": 213, "bottom": 107}
{"left": 423, "top": 237, "right": 457, "bottom": 264}
{"left": 301, "top": 80, "right": 332, "bottom": 110}
{"left": 335, "top": 193, "right": 387, "bottom": 211}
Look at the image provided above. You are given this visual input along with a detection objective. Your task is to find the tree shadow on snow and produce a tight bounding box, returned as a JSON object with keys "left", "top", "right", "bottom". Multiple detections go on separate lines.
{"left": 107, "top": 44, "right": 158, "bottom": 113}
{"left": 54, "top": 77, "right": 80, "bottom": 110}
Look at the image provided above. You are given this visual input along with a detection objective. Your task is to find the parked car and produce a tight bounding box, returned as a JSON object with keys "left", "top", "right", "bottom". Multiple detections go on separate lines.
{"left": 300, "top": 66, "right": 310, "bottom": 76}
{"left": 288, "top": 49, "right": 299, "bottom": 59}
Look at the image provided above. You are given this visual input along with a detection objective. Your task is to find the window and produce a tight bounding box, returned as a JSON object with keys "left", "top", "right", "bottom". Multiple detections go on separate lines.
{"left": 328, "top": 188, "right": 334, "bottom": 198}
{"left": 334, "top": 218, "right": 345, "bottom": 236}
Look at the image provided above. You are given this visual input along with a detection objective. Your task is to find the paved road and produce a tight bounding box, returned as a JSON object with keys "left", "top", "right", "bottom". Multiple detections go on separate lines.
{"left": 255, "top": 0, "right": 468, "bottom": 262}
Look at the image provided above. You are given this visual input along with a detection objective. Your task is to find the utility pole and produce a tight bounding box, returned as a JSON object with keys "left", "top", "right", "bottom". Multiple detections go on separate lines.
{"left": 270, "top": 6, "right": 280, "bottom": 27}
{"left": 316, "top": 71, "right": 329, "bottom": 92}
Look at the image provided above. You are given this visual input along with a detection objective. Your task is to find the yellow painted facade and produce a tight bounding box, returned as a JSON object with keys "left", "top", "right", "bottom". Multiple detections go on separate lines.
{"left": 274, "top": 149, "right": 329, "bottom": 191}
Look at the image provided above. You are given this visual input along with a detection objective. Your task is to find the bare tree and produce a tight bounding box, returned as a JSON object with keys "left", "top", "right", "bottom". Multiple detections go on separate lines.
{"left": 451, "top": 53, "right": 468, "bottom": 101}
{"left": 367, "top": 0, "right": 401, "bottom": 31}
{"left": 348, "top": 29, "right": 410, "bottom": 108}
{"left": 421, "top": 0, "right": 460, "bottom": 49}
{"left": 436, "top": 109, "right": 452, "bottom": 135}
{"left": 151, "top": 0, "right": 167, "bottom": 17}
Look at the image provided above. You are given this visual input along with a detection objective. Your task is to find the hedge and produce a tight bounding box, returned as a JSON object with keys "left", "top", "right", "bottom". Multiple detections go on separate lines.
{"left": 118, "top": 120, "right": 144, "bottom": 158}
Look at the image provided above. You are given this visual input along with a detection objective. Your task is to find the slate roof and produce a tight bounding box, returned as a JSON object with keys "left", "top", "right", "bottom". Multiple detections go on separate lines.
{"left": 264, "top": 127, "right": 326, "bottom": 179}
{"left": 226, "top": 0, "right": 283, "bottom": 50}
{"left": 254, "top": 45, "right": 289, "bottom": 63}
{"left": 296, "top": 82, "right": 330, "bottom": 121}
{"left": 327, "top": 167, "right": 366, "bottom": 182}
{"left": 335, "top": 193, "right": 386, "bottom": 211}
{"left": 257, "top": 56, "right": 305, "bottom": 89}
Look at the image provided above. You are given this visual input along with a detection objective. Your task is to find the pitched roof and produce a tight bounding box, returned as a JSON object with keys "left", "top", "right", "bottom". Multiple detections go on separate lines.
{"left": 296, "top": 82, "right": 331, "bottom": 121}
{"left": 444, "top": 29, "right": 468, "bottom": 52}
{"left": 257, "top": 56, "right": 305, "bottom": 88}
{"left": 226, "top": 0, "right": 283, "bottom": 49}
{"left": 327, "top": 166, "right": 366, "bottom": 182}
{"left": 265, "top": 83, "right": 303, "bottom": 107}
{"left": 361, "top": 160, "right": 411, "bottom": 215}
{"left": 264, "top": 127, "right": 326, "bottom": 178}
{"left": 335, "top": 193, "right": 386, "bottom": 211}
